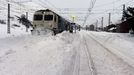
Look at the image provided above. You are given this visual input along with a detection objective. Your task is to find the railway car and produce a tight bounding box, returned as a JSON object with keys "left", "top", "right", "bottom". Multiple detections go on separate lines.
{"left": 32, "top": 9, "right": 71, "bottom": 35}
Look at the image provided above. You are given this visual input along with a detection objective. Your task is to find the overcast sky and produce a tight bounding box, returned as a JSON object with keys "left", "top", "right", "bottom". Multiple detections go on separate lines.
{"left": 42, "top": 0, "right": 133, "bottom": 26}
{"left": 14, "top": 0, "right": 134, "bottom": 26}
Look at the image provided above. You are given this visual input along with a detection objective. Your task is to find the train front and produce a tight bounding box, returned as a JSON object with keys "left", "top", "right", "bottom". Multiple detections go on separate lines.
{"left": 32, "top": 9, "right": 58, "bottom": 35}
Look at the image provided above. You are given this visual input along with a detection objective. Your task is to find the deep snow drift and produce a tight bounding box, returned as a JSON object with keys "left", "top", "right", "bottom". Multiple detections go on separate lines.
{"left": 1, "top": 24, "right": 134, "bottom": 75}
{"left": 0, "top": 29, "right": 81, "bottom": 75}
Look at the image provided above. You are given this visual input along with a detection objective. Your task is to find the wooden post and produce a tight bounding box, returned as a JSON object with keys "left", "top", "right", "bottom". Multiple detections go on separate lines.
{"left": 108, "top": 13, "right": 111, "bottom": 25}
{"left": 96, "top": 20, "right": 98, "bottom": 31}
{"left": 101, "top": 17, "right": 104, "bottom": 31}
{"left": 7, "top": 3, "right": 10, "bottom": 34}
{"left": 122, "top": 4, "right": 125, "bottom": 21}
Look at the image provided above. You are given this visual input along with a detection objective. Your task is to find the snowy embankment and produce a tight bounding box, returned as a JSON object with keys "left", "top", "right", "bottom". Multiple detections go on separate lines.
{"left": 0, "top": 30, "right": 81, "bottom": 75}
{"left": 0, "top": 24, "right": 31, "bottom": 39}
{"left": 86, "top": 31, "right": 134, "bottom": 68}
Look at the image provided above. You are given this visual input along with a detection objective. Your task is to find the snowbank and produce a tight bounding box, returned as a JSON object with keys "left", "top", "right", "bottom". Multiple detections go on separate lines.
{"left": 86, "top": 31, "right": 134, "bottom": 68}
{"left": 0, "top": 23, "right": 31, "bottom": 39}
{"left": 0, "top": 31, "right": 81, "bottom": 75}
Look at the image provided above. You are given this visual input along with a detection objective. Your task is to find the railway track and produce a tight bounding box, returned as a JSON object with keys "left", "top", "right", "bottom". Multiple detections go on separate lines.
{"left": 80, "top": 32, "right": 134, "bottom": 75}
{"left": 88, "top": 33, "right": 134, "bottom": 69}
{"left": 83, "top": 32, "right": 134, "bottom": 75}
{"left": 63, "top": 32, "right": 134, "bottom": 75}
{"left": 83, "top": 35, "right": 98, "bottom": 75}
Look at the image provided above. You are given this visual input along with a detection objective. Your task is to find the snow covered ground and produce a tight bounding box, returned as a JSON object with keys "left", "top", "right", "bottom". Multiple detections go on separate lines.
{"left": 0, "top": 24, "right": 31, "bottom": 39}
{"left": 88, "top": 31, "right": 134, "bottom": 68}
{"left": 1, "top": 22, "right": 134, "bottom": 75}
{"left": 0, "top": 28, "right": 134, "bottom": 75}
{"left": 82, "top": 31, "right": 134, "bottom": 75}
{"left": 1, "top": 0, "right": 134, "bottom": 74}
{"left": 0, "top": 30, "right": 81, "bottom": 75}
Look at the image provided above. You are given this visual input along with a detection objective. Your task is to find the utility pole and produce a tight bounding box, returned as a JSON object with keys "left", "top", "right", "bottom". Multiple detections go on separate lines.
{"left": 26, "top": 12, "right": 28, "bottom": 32}
{"left": 123, "top": 4, "right": 125, "bottom": 14}
{"left": 108, "top": 13, "right": 111, "bottom": 26}
{"left": 7, "top": 3, "right": 10, "bottom": 34}
{"left": 96, "top": 20, "right": 98, "bottom": 31}
{"left": 26, "top": 12, "right": 28, "bottom": 19}
{"left": 122, "top": 4, "right": 125, "bottom": 21}
{"left": 101, "top": 17, "right": 104, "bottom": 31}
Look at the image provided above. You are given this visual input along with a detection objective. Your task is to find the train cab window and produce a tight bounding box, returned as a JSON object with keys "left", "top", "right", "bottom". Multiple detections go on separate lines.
{"left": 44, "top": 15, "right": 53, "bottom": 21}
{"left": 34, "top": 15, "right": 43, "bottom": 20}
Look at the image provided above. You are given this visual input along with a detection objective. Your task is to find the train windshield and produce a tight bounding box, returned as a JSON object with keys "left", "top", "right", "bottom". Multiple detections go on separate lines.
{"left": 44, "top": 15, "right": 53, "bottom": 21}
{"left": 34, "top": 15, "right": 43, "bottom": 20}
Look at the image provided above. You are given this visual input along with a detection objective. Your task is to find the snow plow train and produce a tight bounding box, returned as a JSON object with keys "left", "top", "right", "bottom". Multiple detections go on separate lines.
{"left": 32, "top": 9, "right": 73, "bottom": 35}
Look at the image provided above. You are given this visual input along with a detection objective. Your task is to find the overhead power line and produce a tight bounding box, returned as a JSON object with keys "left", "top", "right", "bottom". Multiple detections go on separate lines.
{"left": 45, "top": 0, "right": 58, "bottom": 9}
{"left": 82, "top": 0, "right": 96, "bottom": 26}
{"left": 57, "top": 8, "right": 122, "bottom": 11}
{"left": 94, "top": 0, "right": 121, "bottom": 8}
{"left": 86, "top": 0, "right": 134, "bottom": 25}
{"left": 10, "top": 0, "right": 32, "bottom": 3}
{"left": 59, "top": 12, "right": 122, "bottom": 15}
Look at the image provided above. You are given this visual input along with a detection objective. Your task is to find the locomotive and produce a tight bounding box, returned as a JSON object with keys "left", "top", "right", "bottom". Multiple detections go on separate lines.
{"left": 32, "top": 9, "right": 72, "bottom": 35}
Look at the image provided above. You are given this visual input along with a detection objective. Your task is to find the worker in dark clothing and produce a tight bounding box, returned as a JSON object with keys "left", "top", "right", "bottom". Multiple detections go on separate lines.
{"left": 69, "top": 25, "right": 73, "bottom": 33}
{"left": 78, "top": 25, "right": 81, "bottom": 31}
{"left": 65, "top": 24, "right": 68, "bottom": 31}
{"left": 52, "top": 28, "right": 57, "bottom": 35}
